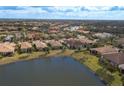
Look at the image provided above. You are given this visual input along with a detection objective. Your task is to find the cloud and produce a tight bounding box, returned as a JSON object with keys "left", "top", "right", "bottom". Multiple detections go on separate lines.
{"left": 110, "top": 6, "right": 124, "bottom": 11}
{"left": 0, "top": 6, "right": 124, "bottom": 20}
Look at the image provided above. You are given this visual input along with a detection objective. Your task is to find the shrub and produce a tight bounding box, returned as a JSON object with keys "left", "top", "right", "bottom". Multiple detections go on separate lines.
{"left": 0, "top": 55, "right": 3, "bottom": 59}
{"left": 19, "top": 54, "right": 29, "bottom": 59}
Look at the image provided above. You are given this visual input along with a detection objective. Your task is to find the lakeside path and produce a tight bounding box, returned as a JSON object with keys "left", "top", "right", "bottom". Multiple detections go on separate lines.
{"left": 0, "top": 49, "right": 122, "bottom": 85}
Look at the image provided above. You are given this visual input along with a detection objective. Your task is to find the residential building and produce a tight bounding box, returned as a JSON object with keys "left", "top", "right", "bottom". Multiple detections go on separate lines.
{"left": 19, "top": 42, "right": 32, "bottom": 53}
{"left": 0, "top": 42, "right": 16, "bottom": 56}
{"left": 48, "top": 40, "right": 62, "bottom": 49}
{"left": 102, "top": 52, "right": 124, "bottom": 66}
{"left": 90, "top": 46, "right": 119, "bottom": 55}
{"left": 65, "top": 38, "right": 95, "bottom": 49}
{"left": 33, "top": 40, "right": 47, "bottom": 51}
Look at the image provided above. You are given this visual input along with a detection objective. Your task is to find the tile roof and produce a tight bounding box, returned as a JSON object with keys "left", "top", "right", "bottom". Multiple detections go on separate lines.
{"left": 91, "top": 46, "right": 119, "bottom": 55}
{"left": 0, "top": 43, "right": 15, "bottom": 53}
{"left": 117, "top": 38, "right": 124, "bottom": 44}
{"left": 103, "top": 52, "right": 124, "bottom": 65}
{"left": 33, "top": 40, "right": 47, "bottom": 49}
{"left": 49, "top": 40, "right": 62, "bottom": 47}
{"left": 20, "top": 42, "right": 32, "bottom": 49}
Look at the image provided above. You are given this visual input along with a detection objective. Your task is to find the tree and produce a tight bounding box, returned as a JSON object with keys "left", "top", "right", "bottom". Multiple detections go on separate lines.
{"left": 61, "top": 46, "right": 66, "bottom": 52}
{"left": 121, "top": 75, "right": 124, "bottom": 85}
{"left": 86, "top": 45, "right": 90, "bottom": 51}
{"left": 17, "top": 44, "right": 21, "bottom": 54}
{"left": 78, "top": 47, "right": 81, "bottom": 52}
{"left": 32, "top": 44, "right": 37, "bottom": 51}
{"left": 20, "top": 27, "right": 27, "bottom": 41}
{"left": 40, "top": 24, "right": 50, "bottom": 32}
{"left": 12, "top": 34, "right": 17, "bottom": 43}
{"left": 107, "top": 64, "right": 117, "bottom": 73}
{"left": 0, "top": 35, "right": 5, "bottom": 42}
{"left": 45, "top": 47, "right": 50, "bottom": 54}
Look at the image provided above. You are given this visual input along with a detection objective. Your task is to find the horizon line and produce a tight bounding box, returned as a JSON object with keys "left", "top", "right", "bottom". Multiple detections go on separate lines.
{"left": 0, "top": 18, "right": 124, "bottom": 21}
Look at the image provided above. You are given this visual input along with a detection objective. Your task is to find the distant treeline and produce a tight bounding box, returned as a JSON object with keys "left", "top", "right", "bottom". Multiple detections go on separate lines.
{"left": 82, "top": 20, "right": 124, "bottom": 34}
{"left": 0, "top": 19, "right": 124, "bottom": 34}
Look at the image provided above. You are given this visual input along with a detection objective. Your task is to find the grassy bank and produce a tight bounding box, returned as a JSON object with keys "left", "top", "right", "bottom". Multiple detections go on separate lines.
{"left": 0, "top": 49, "right": 74, "bottom": 65}
{"left": 0, "top": 49, "right": 122, "bottom": 85}
{"left": 71, "top": 50, "right": 122, "bottom": 86}
{"left": 0, "top": 51, "right": 45, "bottom": 65}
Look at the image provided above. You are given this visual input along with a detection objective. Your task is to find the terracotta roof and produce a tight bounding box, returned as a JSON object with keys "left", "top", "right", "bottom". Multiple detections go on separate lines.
{"left": 117, "top": 38, "right": 124, "bottom": 44}
{"left": 103, "top": 52, "right": 124, "bottom": 65}
{"left": 91, "top": 46, "right": 119, "bottom": 55}
{"left": 33, "top": 40, "right": 47, "bottom": 49}
{"left": 49, "top": 40, "right": 62, "bottom": 47}
{"left": 65, "top": 38, "right": 94, "bottom": 46}
{"left": 79, "top": 38, "right": 95, "bottom": 44}
{"left": 65, "top": 38, "right": 82, "bottom": 46}
{"left": 0, "top": 43, "right": 15, "bottom": 53}
{"left": 20, "top": 42, "right": 32, "bottom": 49}
{"left": 4, "top": 42, "right": 16, "bottom": 47}
{"left": 77, "top": 29, "right": 90, "bottom": 34}
{"left": 27, "top": 32, "right": 40, "bottom": 39}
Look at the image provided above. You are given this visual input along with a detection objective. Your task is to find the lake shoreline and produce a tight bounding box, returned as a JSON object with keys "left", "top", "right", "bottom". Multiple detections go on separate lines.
{"left": 0, "top": 50, "right": 74, "bottom": 66}
{"left": 0, "top": 49, "right": 122, "bottom": 85}
{"left": 0, "top": 56, "right": 105, "bottom": 86}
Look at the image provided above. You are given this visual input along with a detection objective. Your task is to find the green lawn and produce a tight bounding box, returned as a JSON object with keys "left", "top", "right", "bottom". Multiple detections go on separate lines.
{"left": 0, "top": 52, "right": 45, "bottom": 65}
{"left": 72, "top": 50, "right": 122, "bottom": 86}
{"left": 0, "top": 49, "right": 73, "bottom": 65}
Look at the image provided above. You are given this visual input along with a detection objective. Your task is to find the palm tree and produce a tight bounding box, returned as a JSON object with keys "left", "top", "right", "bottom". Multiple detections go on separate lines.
{"left": 12, "top": 34, "right": 17, "bottom": 43}
{"left": 17, "top": 44, "right": 21, "bottom": 54}
{"left": 61, "top": 46, "right": 66, "bottom": 53}
{"left": 20, "top": 27, "right": 27, "bottom": 41}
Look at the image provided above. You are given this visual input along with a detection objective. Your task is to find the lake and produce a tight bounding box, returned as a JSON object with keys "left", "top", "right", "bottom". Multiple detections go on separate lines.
{"left": 0, "top": 56, "right": 105, "bottom": 86}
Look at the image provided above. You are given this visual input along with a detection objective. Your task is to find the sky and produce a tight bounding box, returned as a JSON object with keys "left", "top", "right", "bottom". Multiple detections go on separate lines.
{"left": 0, "top": 6, "right": 124, "bottom": 20}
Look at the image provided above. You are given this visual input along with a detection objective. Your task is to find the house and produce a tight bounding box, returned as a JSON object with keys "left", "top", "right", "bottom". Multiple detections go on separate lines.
{"left": 102, "top": 52, "right": 124, "bottom": 67}
{"left": 77, "top": 35, "right": 86, "bottom": 39}
{"left": 103, "top": 52, "right": 124, "bottom": 66}
{"left": 19, "top": 42, "right": 32, "bottom": 53}
{"left": 65, "top": 26, "right": 80, "bottom": 31}
{"left": 119, "top": 64, "right": 124, "bottom": 73}
{"left": 32, "top": 27, "right": 40, "bottom": 31}
{"left": 116, "top": 38, "right": 124, "bottom": 48}
{"left": 32, "top": 40, "right": 47, "bottom": 51}
{"left": 65, "top": 38, "right": 95, "bottom": 49}
{"left": 70, "top": 26, "right": 80, "bottom": 31}
{"left": 4, "top": 35, "right": 14, "bottom": 42}
{"left": 90, "top": 46, "right": 119, "bottom": 55}
{"left": 4, "top": 42, "right": 16, "bottom": 49}
{"left": 27, "top": 33, "right": 34, "bottom": 40}
{"left": 58, "top": 39, "right": 65, "bottom": 44}
{"left": 14, "top": 32, "right": 23, "bottom": 40}
{"left": 48, "top": 28, "right": 59, "bottom": 33}
{"left": 0, "top": 42, "right": 16, "bottom": 56}
{"left": 7, "top": 26, "right": 18, "bottom": 31}
{"left": 0, "top": 27, "right": 4, "bottom": 31}
{"left": 79, "top": 38, "right": 95, "bottom": 45}
{"left": 48, "top": 40, "right": 62, "bottom": 49}
{"left": 93, "top": 32, "right": 113, "bottom": 39}
{"left": 27, "top": 32, "right": 41, "bottom": 40}
{"left": 77, "top": 28, "right": 90, "bottom": 34}
{"left": 64, "top": 38, "right": 81, "bottom": 49}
